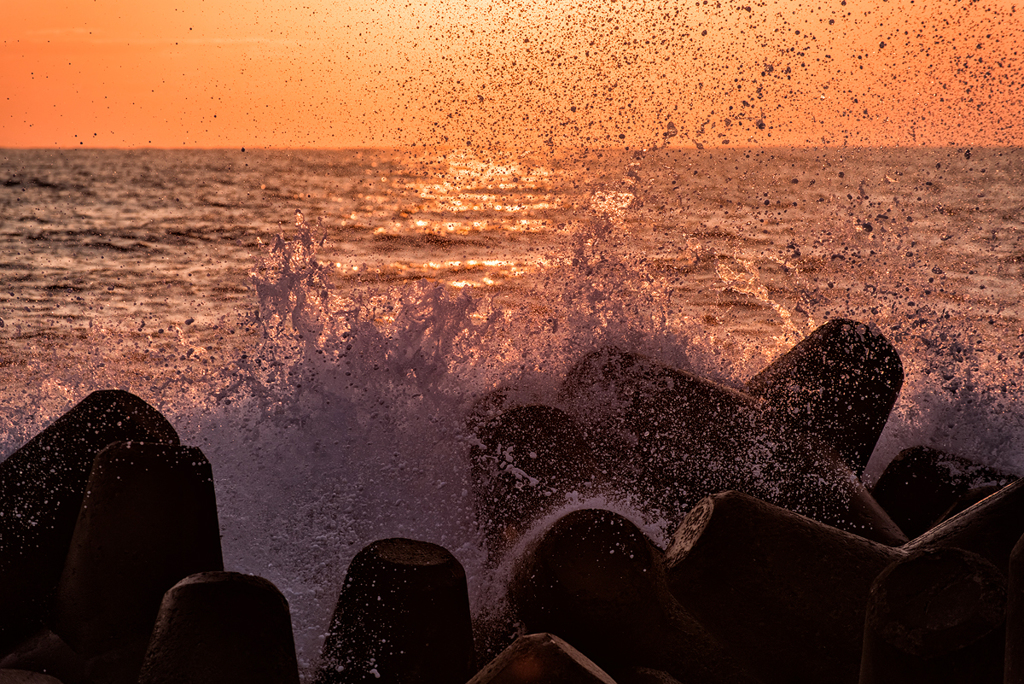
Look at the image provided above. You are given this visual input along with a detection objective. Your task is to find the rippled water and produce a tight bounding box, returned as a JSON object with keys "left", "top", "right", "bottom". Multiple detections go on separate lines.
{"left": 4, "top": 146, "right": 1021, "bottom": 336}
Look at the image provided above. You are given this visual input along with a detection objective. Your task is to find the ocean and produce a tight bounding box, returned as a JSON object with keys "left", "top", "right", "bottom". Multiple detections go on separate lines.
{"left": 2, "top": 145, "right": 1023, "bottom": 673}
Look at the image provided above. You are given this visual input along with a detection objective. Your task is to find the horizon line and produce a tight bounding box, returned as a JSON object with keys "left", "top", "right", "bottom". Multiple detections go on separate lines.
{"left": 4, "top": 142, "right": 1020, "bottom": 153}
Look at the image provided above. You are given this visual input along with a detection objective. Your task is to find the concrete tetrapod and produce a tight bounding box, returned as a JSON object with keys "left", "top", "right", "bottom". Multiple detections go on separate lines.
{"left": 932, "top": 485, "right": 1003, "bottom": 525}
{"left": 903, "top": 476, "right": 1024, "bottom": 574}
{"left": 745, "top": 318, "right": 903, "bottom": 478}
{"left": 558, "top": 346, "right": 780, "bottom": 521}
{"left": 1003, "top": 533, "right": 1024, "bottom": 683}
{"left": 137, "top": 572, "right": 299, "bottom": 684}
{"left": 50, "top": 442, "right": 223, "bottom": 684}
{"left": 558, "top": 347, "right": 906, "bottom": 546}
{"left": 612, "top": 668, "right": 683, "bottom": 684}
{"left": 859, "top": 547, "right": 1005, "bottom": 684}
{"left": 0, "top": 629, "right": 86, "bottom": 684}
{"left": 469, "top": 405, "right": 599, "bottom": 560}
{"left": 664, "top": 490, "right": 903, "bottom": 684}
{"left": 0, "top": 671, "right": 63, "bottom": 684}
{"left": 466, "top": 633, "right": 617, "bottom": 684}
{"left": 511, "top": 508, "right": 762, "bottom": 684}
{"left": 870, "top": 446, "right": 1015, "bottom": 538}
{"left": 0, "top": 390, "right": 179, "bottom": 652}
{"left": 314, "top": 538, "right": 474, "bottom": 684}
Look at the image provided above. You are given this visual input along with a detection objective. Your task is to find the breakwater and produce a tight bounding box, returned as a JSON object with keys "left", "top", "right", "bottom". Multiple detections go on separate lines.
{"left": 1, "top": 319, "right": 1020, "bottom": 683}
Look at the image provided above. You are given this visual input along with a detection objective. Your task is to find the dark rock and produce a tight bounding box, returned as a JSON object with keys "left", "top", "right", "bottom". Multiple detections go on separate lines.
{"left": 746, "top": 319, "right": 903, "bottom": 477}
{"left": 137, "top": 572, "right": 300, "bottom": 684}
{"left": 859, "top": 547, "right": 1005, "bottom": 684}
{"left": 0, "top": 390, "right": 179, "bottom": 653}
{"left": 314, "top": 538, "right": 474, "bottom": 684}
{"left": 870, "top": 446, "right": 1015, "bottom": 538}
{"left": 466, "top": 633, "right": 617, "bottom": 684}
{"left": 664, "top": 490, "right": 902, "bottom": 684}
{"left": 50, "top": 442, "right": 222, "bottom": 684}
{"left": 511, "top": 508, "right": 761, "bottom": 684}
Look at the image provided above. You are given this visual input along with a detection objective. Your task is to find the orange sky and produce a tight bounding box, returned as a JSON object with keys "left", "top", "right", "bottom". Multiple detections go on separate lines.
{"left": 2, "top": 0, "right": 1022, "bottom": 148}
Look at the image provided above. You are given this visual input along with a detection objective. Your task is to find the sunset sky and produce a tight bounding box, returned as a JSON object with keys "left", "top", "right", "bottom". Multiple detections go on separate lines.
{"left": 2, "top": 0, "right": 1022, "bottom": 148}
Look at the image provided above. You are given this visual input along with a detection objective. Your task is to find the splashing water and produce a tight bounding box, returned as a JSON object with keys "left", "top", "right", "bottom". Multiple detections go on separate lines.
{"left": 2, "top": 145, "right": 1024, "bottom": 676}
{"left": 4, "top": 0, "right": 1024, "bottom": 677}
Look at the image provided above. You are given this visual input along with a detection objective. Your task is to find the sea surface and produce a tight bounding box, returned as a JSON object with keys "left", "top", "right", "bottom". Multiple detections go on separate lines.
{"left": 2, "top": 146, "right": 1023, "bottom": 672}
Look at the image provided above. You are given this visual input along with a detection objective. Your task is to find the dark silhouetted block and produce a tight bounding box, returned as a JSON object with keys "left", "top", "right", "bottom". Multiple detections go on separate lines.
{"left": 50, "top": 442, "right": 222, "bottom": 684}
{"left": 0, "top": 629, "right": 86, "bottom": 684}
{"left": 746, "top": 318, "right": 903, "bottom": 477}
{"left": 466, "top": 633, "right": 617, "bottom": 684}
{"left": 511, "top": 508, "right": 760, "bottom": 684}
{"left": 138, "top": 572, "right": 299, "bottom": 684}
{"left": 558, "top": 347, "right": 906, "bottom": 545}
{"left": 1005, "top": 533, "right": 1024, "bottom": 683}
{"left": 871, "top": 446, "right": 1014, "bottom": 538}
{"left": 611, "top": 667, "right": 682, "bottom": 684}
{"left": 859, "top": 547, "right": 1005, "bottom": 684}
{"left": 0, "top": 670, "right": 64, "bottom": 684}
{"left": 0, "top": 390, "right": 179, "bottom": 652}
{"left": 904, "top": 476, "right": 1024, "bottom": 574}
{"left": 933, "top": 485, "right": 1002, "bottom": 526}
{"left": 315, "top": 538, "right": 474, "bottom": 684}
{"left": 559, "top": 346, "right": 760, "bottom": 519}
{"left": 469, "top": 405, "right": 598, "bottom": 556}
{"left": 664, "top": 490, "right": 901, "bottom": 684}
